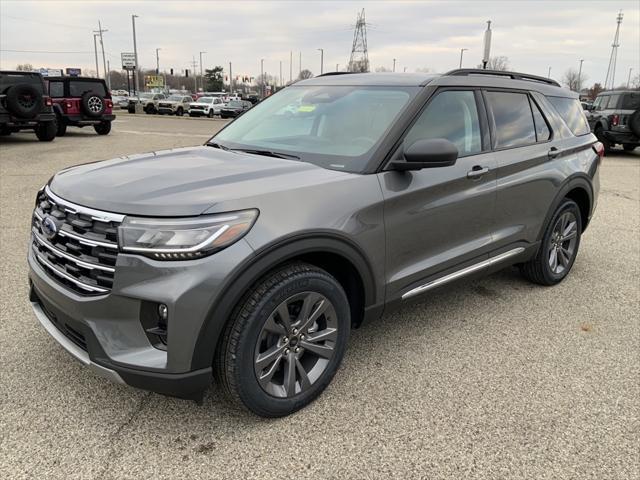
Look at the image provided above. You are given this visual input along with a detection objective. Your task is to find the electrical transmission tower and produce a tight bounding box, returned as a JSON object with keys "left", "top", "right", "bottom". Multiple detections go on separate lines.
{"left": 604, "top": 11, "right": 623, "bottom": 89}
{"left": 348, "top": 9, "right": 369, "bottom": 73}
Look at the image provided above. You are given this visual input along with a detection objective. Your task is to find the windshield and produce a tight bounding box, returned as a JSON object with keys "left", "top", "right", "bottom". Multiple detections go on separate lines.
{"left": 227, "top": 100, "right": 243, "bottom": 107}
{"left": 212, "top": 85, "right": 416, "bottom": 172}
{"left": 139, "top": 93, "right": 154, "bottom": 99}
{"left": 168, "top": 95, "right": 183, "bottom": 101}
{"left": 199, "top": 97, "right": 214, "bottom": 103}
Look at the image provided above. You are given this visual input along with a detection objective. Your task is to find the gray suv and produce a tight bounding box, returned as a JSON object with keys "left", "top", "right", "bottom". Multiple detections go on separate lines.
{"left": 28, "top": 69, "right": 601, "bottom": 417}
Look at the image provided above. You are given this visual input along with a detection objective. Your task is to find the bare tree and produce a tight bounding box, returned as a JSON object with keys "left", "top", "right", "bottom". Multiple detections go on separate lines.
{"left": 16, "top": 63, "right": 34, "bottom": 71}
{"left": 298, "top": 69, "right": 314, "bottom": 80}
{"left": 630, "top": 73, "right": 640, "bottom": 89}
{"left": 562, "top": 68, "right": 589, "bottom": 92}
{"left": 415, "top": 67, "right": 433, "bottom": 73}
{"left": 375, "top": 66, "right": 391, "bottom": 73}
{"left": 586, "top": 83, "right": 604, "bottom": 100}
{"left": 477, "top": 56, "right": 510, "bottom": 71}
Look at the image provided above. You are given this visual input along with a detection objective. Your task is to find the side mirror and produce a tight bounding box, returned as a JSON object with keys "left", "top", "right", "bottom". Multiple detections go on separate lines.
{"left": 389, "top": 138, "right": 459, "bottom": 171}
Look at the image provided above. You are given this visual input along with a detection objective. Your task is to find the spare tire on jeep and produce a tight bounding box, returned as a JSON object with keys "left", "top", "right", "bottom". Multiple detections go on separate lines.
{"left": 5, "top": 84, "right": 43, "bottom": 119}
{"left": 629, "top": 110, "right": 640, "bottom": 138}
{"left": 81, "top": 92, "right": 105, "bottom": 117}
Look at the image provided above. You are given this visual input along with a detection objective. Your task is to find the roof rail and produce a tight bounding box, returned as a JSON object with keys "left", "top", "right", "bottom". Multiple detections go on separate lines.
{"left": 316, "top": 71, "right": 358, "bottom": 77}
{"left": 444, "top": 69, "right": 561, "bottom": 87}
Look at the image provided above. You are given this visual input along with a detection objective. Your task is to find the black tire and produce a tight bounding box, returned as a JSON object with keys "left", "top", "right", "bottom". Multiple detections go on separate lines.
{"left": 0, "top": 125, "right": 11, "bottom": 136}
{"left": 594, "top": 126, "right": 611, "bottom": 154}
{"left": 5, "top": 84, "right": 43, "bottom": 119}
{"left": 55, "top": 117, "right": 67, "bottom": 137}
{"left": 520, "top": 199, "right": 582, "bottom": 286}
{"left": 81, "top": 92, "right": 105, "bottom": 118}
{"left": 176, "top": 107, "right": 184, "bottom": 116}
{"left": 207, "top": 110, "right": 214, "bottom": 118}
{"left": 622, "top": 144, "right": 636, "bottom": 152}
{"left": 93, "top": 121, "right": 111, "bottom": 135}
{"left": 215, "top": 262, "right": 350, "bottom": 417}
{"left": 628, "top": 110, "right": 640, "bottom": 137}
{"left": 35, "top": 121, "right": 56, "bottom": 141}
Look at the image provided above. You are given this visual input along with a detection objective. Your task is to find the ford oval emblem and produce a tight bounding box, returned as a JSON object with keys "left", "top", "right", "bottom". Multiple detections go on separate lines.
{"left": 41, "top": 215, "right": 59, "bottom": 240}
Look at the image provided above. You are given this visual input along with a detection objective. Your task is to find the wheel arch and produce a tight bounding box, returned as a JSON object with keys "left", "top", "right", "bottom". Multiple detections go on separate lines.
{"left": 190, "top": 233, "right": 379, "bottom": 370}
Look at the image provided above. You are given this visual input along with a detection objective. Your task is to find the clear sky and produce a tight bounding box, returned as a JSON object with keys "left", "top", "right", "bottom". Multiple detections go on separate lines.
{"left": 1, "top": 0, "right": 638, "bottom": 86}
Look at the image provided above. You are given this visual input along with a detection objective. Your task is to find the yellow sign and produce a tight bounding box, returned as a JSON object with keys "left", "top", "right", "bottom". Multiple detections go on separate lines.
{"left": 145, "top": 75, "right": 164, "bottom": 88}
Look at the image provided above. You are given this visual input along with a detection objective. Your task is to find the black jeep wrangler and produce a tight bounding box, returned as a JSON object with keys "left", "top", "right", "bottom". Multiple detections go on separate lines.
{"left": 46, "top": 77, "right": 115, "bottom": 136}
{"left": 586, "top": 90, "right": 640, "bottom": 152}
{"left": 0, "top": 71, "right": 56, "bottom": 141}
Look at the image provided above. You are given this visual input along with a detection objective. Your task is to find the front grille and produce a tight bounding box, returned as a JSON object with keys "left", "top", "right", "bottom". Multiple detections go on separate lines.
{"left": 158, "top": 103, "right": 172, "bottom": 108}
{"left": 191, "top": 105, "right": 204, "bottom": 110}
{"left": 40, "top": 300, "right": 88, "bottom": 351}
{"left": 31, "top": 187, "right": 124, "bottom": 295}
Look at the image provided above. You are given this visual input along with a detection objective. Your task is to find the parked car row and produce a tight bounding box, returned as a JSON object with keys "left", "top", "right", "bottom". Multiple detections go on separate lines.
{"left": 1, "top": 70, "right": 113, "bottom": 141}
{"left": 124, "top": 90, "right": 256, "bottom": 118}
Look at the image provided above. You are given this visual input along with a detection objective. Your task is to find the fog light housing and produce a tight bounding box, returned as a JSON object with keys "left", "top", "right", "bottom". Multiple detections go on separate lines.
{"left": 140, "top": 301, "right": 168, "bottom": 349}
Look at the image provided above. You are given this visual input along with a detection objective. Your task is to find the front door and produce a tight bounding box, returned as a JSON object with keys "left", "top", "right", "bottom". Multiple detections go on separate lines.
{"left": 379, "top": 89, "right": 497, "bottom": 301}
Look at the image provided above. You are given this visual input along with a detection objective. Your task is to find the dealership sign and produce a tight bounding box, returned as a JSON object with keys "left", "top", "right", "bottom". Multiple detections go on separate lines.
{"left": 38, "top": 68, "right": 63, "bottom": 77}
{"left": 65, "top": 68, "right": 82, "bottom": 77}
{"left": 121, "top": 52, "right": 136, "bottom": 70}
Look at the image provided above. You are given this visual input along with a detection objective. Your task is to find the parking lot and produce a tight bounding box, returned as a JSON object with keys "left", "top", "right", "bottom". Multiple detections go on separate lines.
{"left": 1, "top": 114, "right": 638, "bottom": 479}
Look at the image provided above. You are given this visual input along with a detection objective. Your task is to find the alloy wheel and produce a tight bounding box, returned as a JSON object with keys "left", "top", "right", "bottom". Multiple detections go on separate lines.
{"left": 88, "top": 96, "right": 103, "bottom": 113}
{"left": 548, "top": 210, "right": 578, "bottom": 274}
{"left": 254, "top": 292, "right": 338, "bottom": 398}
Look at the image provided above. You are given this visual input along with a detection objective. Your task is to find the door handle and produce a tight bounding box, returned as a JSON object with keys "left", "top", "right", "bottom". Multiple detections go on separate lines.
{"left": 548, "top": 146, "right": 560, "bottom": 159}
{"left": 467, "top": 166, "right": 490, "bottom": 178}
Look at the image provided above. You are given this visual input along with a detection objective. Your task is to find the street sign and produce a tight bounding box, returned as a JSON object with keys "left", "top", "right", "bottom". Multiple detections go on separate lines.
{"left": 65, "top": 68, "right": 81, "bottom": 77}
{"left": 121, "top": 52, "right": 136, "bottom": 70}
{"left": 145, "top": 75, "right": 164, "bottom": 88}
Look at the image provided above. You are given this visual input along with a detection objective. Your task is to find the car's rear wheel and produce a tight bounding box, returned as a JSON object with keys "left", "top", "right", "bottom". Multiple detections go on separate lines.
{"left": 176, "top": 107, "right": 184, "bottom": 116}
{"left": 55, "top": 116, "right": 67, "bottom": 137}
{"left": 208, "top": 110, "right": 214, "bottom": 118}
{"left": 520, "top": 199, "right": 581, "bottom": 286}
{"left": 594, "top": 126, "right": 611, "bottom": 154}
{"left": 215, "top": 262, "right": 350, "bottom": 417}
{"left": 94, "top": 121, "right": 111, "bottom": 135}
{"left": 35, "top": 121, "right": 56, "bottom": 141}
{"left": 623, "top": 144, "right": 636, "bottom": 152}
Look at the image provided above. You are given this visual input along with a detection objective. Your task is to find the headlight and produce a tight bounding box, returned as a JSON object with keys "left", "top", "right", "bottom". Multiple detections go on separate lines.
{"left": 118, "top": 209, "right": 258, "bottom": 260}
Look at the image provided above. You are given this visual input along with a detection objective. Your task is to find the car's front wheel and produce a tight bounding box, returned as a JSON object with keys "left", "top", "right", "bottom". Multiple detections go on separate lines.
{"left": 520, "top": 199, "right": 582, "bottom": 286}
{"left": 176, "top": 107, "right": 184, "bottom": 116}
{"left": 215, "top": 262, "right": 350, "bottom": 417}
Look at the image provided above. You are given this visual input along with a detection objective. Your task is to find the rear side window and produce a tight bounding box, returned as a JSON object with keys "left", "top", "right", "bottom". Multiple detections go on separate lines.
{"left": 531, "top": 99, "right": 551, "bottom": 142}
{"left": 547, "top": 97, "right": 590, "bottom": 136}
{"left": 621, "top": 92, "right": 640, "bottom": 110}
{"left": 0, "top": 73, "right": 43, "bottom": 93}
{"left": 69, "top": 81, "right": 107, "bottom": 97}
{"left": 607, "top": 94, "right": 621, "bottom": 109}
{"left": 404, "top": 90, "right": 482, "bottom": 157}
{"left": 49, "top": 81, "right": 64, "bottom": 98}
{"left": 485, "top": 91, "right": 536, "bottom": 148}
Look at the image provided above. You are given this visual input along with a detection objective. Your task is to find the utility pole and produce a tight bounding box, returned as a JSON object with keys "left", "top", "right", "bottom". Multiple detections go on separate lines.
{"left": 459, "top": 48, "right": 468, "bottom": 68}
{"left": 107, "top": 60, "right": 111, "bottom": 89}
{"left": 577, "top": 59, "right": 584, "bottom": 92}
{"left": 156, "top": 48, "right": 161, "bottom": 74}
{"left": 261, "top": 58, "right": 265, "bottom": 98}
{"left": 299, "top": 51, "right": 302, "bottom": 76}
{"left": 190, "top": 56, "right": 198, "bottom": 92}
{"left": 393, "top": 58, "right": 396, "bottom": 72}
{"left": 132, "top": 14, "right": 140, "bottom": 94}
{"left": 403, "top": 66, "right": 407, "bottom": 72}
{"left": 229, "top": 61, "right": 233, "bottom": 93}
{"left": 279, "top": 60, "right": 282, "bottom": 87}
{"left": 482, "top": 20, "right": 492, "bottom": 70}
{"left": 95, "top": 22, "right": 108, "bottom": 88}
{"left": 93, "top": 33, "right": 100, "bottom": 77}
{"left": 318, "top": 48, "right": 324, "bottom": 75}
{"left": 628, "top": 67, "right": 633, "bottom": 88}
{"left": 547, "top": 66, "right": 552, "bottom": 78}
{"left": 336, "top": 63, "right": 339, "bottom": 72}
{"left": 604, "top": 11, "right": 624, "bottom": 89}
{"left": 199, "top": 51, "right": 206, "bottom": 92}
{"left": 289, "top": 51, "right": 293, "bottom": 83}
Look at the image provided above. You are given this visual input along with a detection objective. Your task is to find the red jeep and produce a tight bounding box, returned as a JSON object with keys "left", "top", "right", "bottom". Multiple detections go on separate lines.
{"left": 46, "top": 77, "right": 114, "bottom": 136}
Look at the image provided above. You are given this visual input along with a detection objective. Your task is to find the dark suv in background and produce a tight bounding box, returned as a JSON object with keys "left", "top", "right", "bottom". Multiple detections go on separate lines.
{"left": 47, "top": 77, "right": 114, "bottom": 136}
{"left": 28, "top": 69, "right": 601, "bottom": 417}
{"left": 0, "top": 70, "right": 56, "bottom": 141}
{"left": 586, "top": 90, "right": 640, "bottom": 152}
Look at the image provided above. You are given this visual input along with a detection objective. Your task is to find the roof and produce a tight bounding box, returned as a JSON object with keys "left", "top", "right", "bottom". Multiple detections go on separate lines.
{"left": 299, "top": 72, "right": 439, "bottom": 87}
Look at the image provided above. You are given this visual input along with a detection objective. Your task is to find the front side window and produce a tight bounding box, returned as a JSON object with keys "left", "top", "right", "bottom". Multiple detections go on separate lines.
{"left": 547, "top": 96, "right": 590, "bottom": 136}
{"left": 69, "top": 81, "right": 107, "bottom": 97}
{"left": 404, "top": 90, "right": 482, "bottom": 157}
{"left": 486, "top": 91, "right": 536, "bottom": 149}
{"left": 606, "top": 94, "right": 621, "bottom": 109}
{"left": 212, "top": 85, "right": 416, "bottom": 172}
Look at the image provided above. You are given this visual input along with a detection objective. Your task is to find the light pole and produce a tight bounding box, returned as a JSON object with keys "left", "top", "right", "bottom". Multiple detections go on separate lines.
{"left": 299, "top": 51, "right": 302, "bottom": 77}
{"left": 577, "top": 59, "right": 584, "bottom": 92}
{"left": 199, "top": 51, "right": 206, "bottom": 93}
{"left": 289, "top": 51, "right": 293, "bottom": 83}
{"left": 261, "top": 58, "right": 265, "bottom": 98}
{"left": 393, "top": 58, "right": 396, "bottom": 72}
{"left": 459, "top": 48, "right": 468, "bottom": 68}
{"left": 403, "top": 67, "right": 407, "bottom": 73}
{"left": 279, "top": 60, "right": 282, "bottom": 87}
{"left": 547, "top": 66, "right": 552, "bottom": 79}
{"left": 132, "top": 14, "right": 140, "bottom": 94}
{"left": 627, "top": 67, "right": 633, "bottom": 88}
{"left": 317, "top": 48, "right": 323, "bottom": 75}
{"left": 95, "top": 22, "right": 108, "bottom": 87}
{"left": 93, "top": 33, "right": 100, "bottom": 77}
{"left": 229, "top": 61, "right": 233, "bottom": 93}
{"left": 156, "top": 48, "right": 161, "bottom": 74}
{"left": 336, "top": 63, "right": 339, "bottom": 72}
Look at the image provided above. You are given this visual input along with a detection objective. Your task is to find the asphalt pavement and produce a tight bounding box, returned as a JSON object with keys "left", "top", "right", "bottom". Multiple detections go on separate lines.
{"left": 1, "top": 113, "right": 638, "bottom": 479}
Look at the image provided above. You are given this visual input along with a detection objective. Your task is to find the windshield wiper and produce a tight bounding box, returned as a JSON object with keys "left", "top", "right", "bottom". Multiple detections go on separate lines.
{"left": 206, "top": 142, "right": 230, "bottom": 151}
{"left": 230, "top": 148, "right": 300, "bottom": 160}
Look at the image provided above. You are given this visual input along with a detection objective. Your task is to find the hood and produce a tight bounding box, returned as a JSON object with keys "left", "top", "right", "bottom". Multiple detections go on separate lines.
{"left": 48, "top": 146, "right": 351, "bottom": 217}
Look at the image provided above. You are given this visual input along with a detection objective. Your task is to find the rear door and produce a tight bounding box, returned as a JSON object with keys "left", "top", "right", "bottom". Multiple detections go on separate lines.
{"left": 379, "top": 88, "right": 497, "bottom": 300}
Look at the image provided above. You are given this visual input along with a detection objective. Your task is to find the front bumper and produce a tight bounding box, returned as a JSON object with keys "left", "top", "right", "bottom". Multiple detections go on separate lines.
{"left": 28, "top": 237, "right": 255, "bottom": 399}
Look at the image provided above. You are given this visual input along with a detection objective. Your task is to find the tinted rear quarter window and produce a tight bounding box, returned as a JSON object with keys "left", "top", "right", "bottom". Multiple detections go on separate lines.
{"left": 49, "top": 81, "right": 64, "bottom": 98}
{"left": 69, "top": 80, "right": 107, "bottom": 97}
{"left": 547, "top": 96, "right": 590, "bottom": 136}
{"left": 621, "top": 92, "right": 640, "bottom": 110}
{"left": 531, "top": 99, "right": 551, "bottom": 142}
{"left": 486, "top": 91, "right": 536, "bottom": 148}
